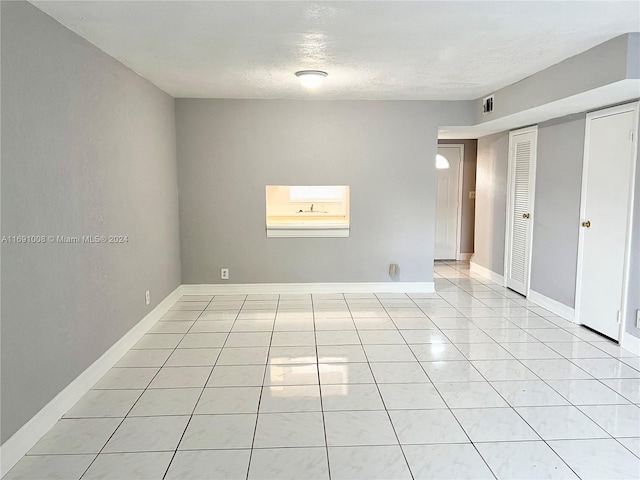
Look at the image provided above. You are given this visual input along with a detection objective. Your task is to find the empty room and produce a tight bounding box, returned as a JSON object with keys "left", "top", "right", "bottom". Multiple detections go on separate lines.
{"left": 2, "top": 1, "right": 640, "bottom": 479}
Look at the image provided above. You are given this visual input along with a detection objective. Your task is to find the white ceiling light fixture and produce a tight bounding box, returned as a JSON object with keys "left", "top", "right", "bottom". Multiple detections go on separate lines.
{"left": 295, "top": 70, "right": 328, "bottom": 89}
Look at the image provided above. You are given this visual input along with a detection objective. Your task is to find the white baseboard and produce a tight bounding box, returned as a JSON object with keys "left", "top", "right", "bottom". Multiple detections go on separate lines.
{"left": 458, "top": 253, "right": 473, "bottom": 261}
{"left": 182, "top": 282, "right": 435, "bottom": 295}
{"left": 469, "top": 262, "right": 505, "bottom": 285}
{"left": 621, "top": 331, "right": 640, "bottom": 356}
{"left": 0, "top": 286, "right": 181, "bottom": 478}
{"left": 527, "top": 289, "right": 576, "bottom": 322}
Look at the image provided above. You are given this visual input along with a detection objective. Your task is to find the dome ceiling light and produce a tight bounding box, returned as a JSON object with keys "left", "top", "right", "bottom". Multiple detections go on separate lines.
{"left": 295, "top": 70, "right": 328, "bottom": 89}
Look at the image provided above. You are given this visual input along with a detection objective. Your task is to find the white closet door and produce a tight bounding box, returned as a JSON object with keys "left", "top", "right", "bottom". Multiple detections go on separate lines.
{"left": 505, "top": 127, "right": 537, "bottom": 295}
{"left": 576, "top": 103, "right": 638, "bottom": 340}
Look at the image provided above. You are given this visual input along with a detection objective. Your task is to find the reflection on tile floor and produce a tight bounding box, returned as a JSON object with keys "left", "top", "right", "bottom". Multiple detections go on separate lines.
{"left": 5, "top": 261, "right": 640, "bottom": 479}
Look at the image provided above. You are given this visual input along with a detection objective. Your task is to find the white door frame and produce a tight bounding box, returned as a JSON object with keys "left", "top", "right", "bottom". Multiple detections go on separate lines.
{"left": 436, "top": 144, "right": 465, "bottom": 260}
{"left": 575, "top": 101, "right": 639, "bottom": 343}
{"left": 503, "top": 125, "right": 538, "bottom": 294}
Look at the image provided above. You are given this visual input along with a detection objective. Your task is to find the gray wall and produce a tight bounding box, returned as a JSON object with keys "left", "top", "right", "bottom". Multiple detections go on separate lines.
{"left": 438, "top": 139, "right": 477, "bottom": 255}
{"left": 475, "top": 34, "right": 639, "bottom": 125}
{"left": 473, "top": 132, "right": 509, "bottom": 274}
{"left": 627, "top": 33, "right": 640, "bottom": 79}
{"left": 1, "top": 1, "right": 181, "bottom": 442}
{"left": 530, "top": 115, "right": 585, "bottom": 307}
{"left": 176, "top": 99, "right": 470, "bottom": 284}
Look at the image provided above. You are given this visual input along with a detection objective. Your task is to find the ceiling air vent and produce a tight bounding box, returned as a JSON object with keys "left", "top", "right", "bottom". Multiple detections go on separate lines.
{"left": 483, "top": 94, "right": 494, "bottom": 114}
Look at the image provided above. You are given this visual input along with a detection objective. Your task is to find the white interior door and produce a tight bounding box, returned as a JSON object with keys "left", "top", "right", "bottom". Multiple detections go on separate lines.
{"left": 435, "top": 145, "right": 463, "bottom": 260}
{"left": 576, "top": 103, "right": 638, "bottom": 340}
{"left": 505, "top": 127, "right": 537, "bottom": 295}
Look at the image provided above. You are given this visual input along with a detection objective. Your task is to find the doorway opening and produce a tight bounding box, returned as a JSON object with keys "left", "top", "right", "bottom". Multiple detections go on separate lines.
{"left": 435, "top": 141, "right": 477, "bottom": 262}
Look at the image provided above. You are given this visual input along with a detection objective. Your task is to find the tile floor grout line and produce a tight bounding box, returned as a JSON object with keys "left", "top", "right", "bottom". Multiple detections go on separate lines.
{"left": 312, "top": 291, "right": 333, "bottom": 480}
{"left": 498, "top": 324, "right": 637, "bottom": 449}
{"left": 438, "top": 263, "right": 625, "bottom": 405}
{"left": 361, "top": 294, "right": 416, "bottom": 480}
{"left": 612, "top": 437, "right": 640, "bottom": 461}
{"left": 75, "top": 294, "right": 222, "bottom": 479}
{"left": 435, "top": 261, "right": 585, "bottom": 479}
{"left": 86, "top": 296, "right": 222, "bottom": 478}
{"left": 432, "top": 263, "right": 565, "bottom": 475}
{"left": 446, "top": 265, "right": 584, "bottom": 478}
{"left": 244, "top": 293, "right": 278, "bottom": 480}
{"left": 388, "top": 285, "right": 499, "bottom": 478}
{"left": 161, "top": 293, "right": 242, "bottom": 480}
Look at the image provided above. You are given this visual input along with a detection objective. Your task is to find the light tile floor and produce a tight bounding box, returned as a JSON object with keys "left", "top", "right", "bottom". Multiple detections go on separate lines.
{"left": 5, "top": 261, "right": 640, "bottom": 479}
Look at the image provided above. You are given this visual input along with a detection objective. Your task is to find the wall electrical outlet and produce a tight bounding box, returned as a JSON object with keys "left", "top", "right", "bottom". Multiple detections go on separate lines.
{"left": 221, "top": 268, "right": 229, "bottom": 280}
{"left": 469, "top": 191, "right": 476, "bottom": 199}
{"left": 145, "top": 290, "right": 150, "bottom": 306}
{"left": 636, "top": 309, "right": 640, "bottom": 329}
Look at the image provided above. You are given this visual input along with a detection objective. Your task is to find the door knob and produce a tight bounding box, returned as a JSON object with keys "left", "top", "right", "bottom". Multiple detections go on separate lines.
{"left": 582, "top": 220, "right": 591, "bottom": 228}
{"left": 522, "top": 213, "right": 530, "bottom": 219}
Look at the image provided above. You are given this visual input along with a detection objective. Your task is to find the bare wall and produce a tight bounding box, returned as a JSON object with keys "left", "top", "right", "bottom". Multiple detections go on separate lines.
{"left": 473, "top": 132, "right": 509, "bottom": 274}
{"left": 1, "top": 2, "right": 181, "bottom": 442}
{"left": 474, "top": 33, "right": 639, "bottom": 125}
{"left": 530, "top": 114, "right": 585, "bottom": 308}
{"left": 176, "top": 99, "right": 469, "bottom": 284}
{"left": 438, "top": 139, "right": 477, "bottom": 255}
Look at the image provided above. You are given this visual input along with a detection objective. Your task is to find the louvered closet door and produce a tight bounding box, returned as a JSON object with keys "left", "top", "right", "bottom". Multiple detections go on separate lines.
{"left": 506, "top": 128, "right": 538, "bottom": 295}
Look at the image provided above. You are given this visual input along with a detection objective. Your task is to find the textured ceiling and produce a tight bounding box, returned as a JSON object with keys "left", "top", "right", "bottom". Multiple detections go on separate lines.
{"left": 31, "top": 1, "right": 640, "bottom": 100}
